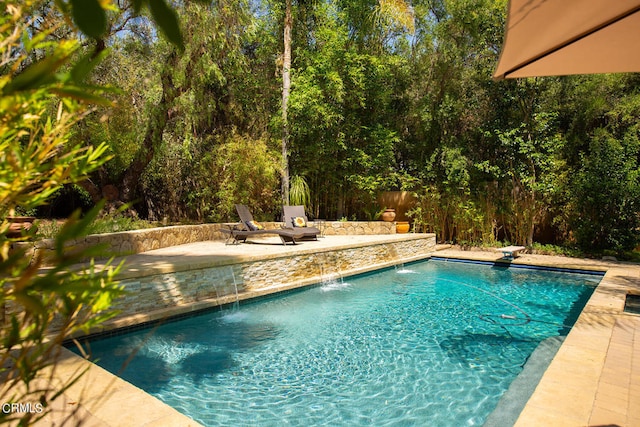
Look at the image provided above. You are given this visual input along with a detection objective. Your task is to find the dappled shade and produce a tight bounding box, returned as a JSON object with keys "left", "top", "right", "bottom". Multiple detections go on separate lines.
{"left": 494, "top": 0, "right": 640, "bottom": 79}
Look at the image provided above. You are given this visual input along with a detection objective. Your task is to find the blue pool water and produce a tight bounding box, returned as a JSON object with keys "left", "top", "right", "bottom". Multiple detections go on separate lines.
{"left": 71, "top": 260, "right": 600, "bottom": 426}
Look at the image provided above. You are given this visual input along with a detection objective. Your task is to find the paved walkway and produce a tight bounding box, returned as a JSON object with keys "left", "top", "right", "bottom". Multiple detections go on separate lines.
{"left": 33, "top": 240, "right": 640, "bottom": 426}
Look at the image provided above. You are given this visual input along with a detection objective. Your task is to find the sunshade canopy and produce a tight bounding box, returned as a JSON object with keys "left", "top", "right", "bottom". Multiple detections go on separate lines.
{"left": 494, "top": 0, "right": 640, "bottom": 80}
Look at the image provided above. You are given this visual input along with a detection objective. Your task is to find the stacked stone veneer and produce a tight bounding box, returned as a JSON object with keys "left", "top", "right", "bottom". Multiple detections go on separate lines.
{"left": 17, "top": 221, "right": 397, "bottom": 265}
{"left": 103, "top": 234, "right": 436, "bottom": 332}
{"left": 241, "top": 239, "right": 419, "bottom": 293}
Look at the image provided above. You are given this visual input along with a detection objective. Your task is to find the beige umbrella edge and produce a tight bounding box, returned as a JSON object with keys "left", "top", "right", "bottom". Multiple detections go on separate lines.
{"left": 493, "top": 1, "right": 640, "bottom": 80}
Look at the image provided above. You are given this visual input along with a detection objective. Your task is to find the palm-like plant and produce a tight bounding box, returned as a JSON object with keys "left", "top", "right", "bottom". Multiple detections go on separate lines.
{"left": 289, "top": 175, "right": 311, "bottom": 209}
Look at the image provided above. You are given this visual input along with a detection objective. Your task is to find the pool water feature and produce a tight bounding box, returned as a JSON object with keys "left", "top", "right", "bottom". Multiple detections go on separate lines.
{"left": 71, "top": 260, "right": 600, "bottom": 426}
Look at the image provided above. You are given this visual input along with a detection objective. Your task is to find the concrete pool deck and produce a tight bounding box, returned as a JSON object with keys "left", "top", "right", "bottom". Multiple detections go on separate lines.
{"left": 32, "top": 238, "right": 640, "bottom": 426}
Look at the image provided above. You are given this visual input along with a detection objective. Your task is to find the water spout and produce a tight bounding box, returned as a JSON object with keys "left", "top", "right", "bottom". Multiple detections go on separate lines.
{"left": 229, "top": 266, "right": 240, "bottom": 311}
{"left": 318, "top": 253, "right": 344, "bottom": 284}
{"left": 395, "top": 263, "right": 417, "bottom": 274}
{"left": 211, "top": 281, "right": 222, "bottom": 310}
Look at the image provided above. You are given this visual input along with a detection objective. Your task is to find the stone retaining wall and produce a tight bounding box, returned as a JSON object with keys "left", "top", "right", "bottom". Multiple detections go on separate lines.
{"left": 16, "top": 221, "right": 399, "bottom": 264}
{"left": 102, "top": 234, "right": 435, "bottom": 332}
{"left": 31, "top": 223, "right": 231, "bottom": 262}
{"left": 322, "top": 221, "right": 395, "bottom": 235}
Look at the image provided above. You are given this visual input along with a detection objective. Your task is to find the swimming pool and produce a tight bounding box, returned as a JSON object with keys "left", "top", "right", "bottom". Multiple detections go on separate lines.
{"left": 71, "top": 259, "right": 600, "bottom": 426}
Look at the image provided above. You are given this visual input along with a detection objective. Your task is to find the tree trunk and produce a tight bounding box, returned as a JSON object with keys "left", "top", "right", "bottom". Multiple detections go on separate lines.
{"left": 281, "top": 0, "right": 292, "bottom": 205}
{"left": 121, "top": 51, "right": 180, "bottom": 210}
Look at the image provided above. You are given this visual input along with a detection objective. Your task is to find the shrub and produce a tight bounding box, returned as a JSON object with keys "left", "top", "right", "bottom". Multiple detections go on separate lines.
{"left": 569, "top": 129, "right": 640, "bottom": 254}
{"left": 0, "top": 4, "right": 123, "bottom": 424}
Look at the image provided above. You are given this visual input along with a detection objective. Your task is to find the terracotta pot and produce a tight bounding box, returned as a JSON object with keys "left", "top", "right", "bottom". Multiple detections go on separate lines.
{"left": 381, "top": 208, "right": 396, "bottom": 222}
{"left": 5, "top": 216, "right": 35, "bottom": 238}
{"left": 396, "top": 221, "right": 410, "bottom": 233}
{"left": 378, "top": 191, "right": 416, "bottom": 221}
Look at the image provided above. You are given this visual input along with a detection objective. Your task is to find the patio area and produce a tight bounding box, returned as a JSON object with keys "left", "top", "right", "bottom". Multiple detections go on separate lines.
{"left": 35, "top": 239, "right": 640, "bottom": 426}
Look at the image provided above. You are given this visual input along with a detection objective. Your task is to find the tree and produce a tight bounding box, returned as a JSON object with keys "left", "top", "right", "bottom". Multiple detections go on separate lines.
{"left": 30, "top": 0, "right": 640, "bottom": 253}
{"left": 571, "top": 129, "right": 640, "bottom": 253}
{"left": 0, "top": 0, "right": 192, "bottom": 423}
{"left": 281, "top": 0, "right": 293, "bottom": 205}
{"left": 109, "top": 1, "right": 244, "bottom": 216}
{"left": 280, "top": 0, "right": 414, "bottom": 207}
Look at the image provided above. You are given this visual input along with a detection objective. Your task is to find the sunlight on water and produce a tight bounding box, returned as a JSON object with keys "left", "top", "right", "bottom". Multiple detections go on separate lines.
{"left": 396, "top": 268, "right": 418, "bottom": 274}
{"left": 220, "top": 310, "right": 249, "bottom": 323}
{"left": 74, "top": 260, "right": 600, "bottom": 427}
{"left": 320, "top": 280, "right": 352, "bottom": 292}
{"left": 143, "top": 337, "right": 205, "bottom": 365}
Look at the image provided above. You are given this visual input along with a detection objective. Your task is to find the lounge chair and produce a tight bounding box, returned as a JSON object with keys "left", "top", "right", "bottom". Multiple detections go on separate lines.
{"left": 282, "top": 205, "right": 320, "bottom": 240}
{"left": 223, "top": 204, "right": 304, "bottom": 245}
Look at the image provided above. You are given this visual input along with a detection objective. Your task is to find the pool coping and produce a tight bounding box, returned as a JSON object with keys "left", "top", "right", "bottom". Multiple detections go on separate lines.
{"left": 33, "top": 241, "right": 640, "bottom": 426}
{"left": 30, "top": 346, "right": 203, "bottom": 426}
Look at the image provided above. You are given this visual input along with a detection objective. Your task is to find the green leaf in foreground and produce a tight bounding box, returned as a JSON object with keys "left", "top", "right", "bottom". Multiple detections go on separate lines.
{"left": 148, "top": 0, "right": 184, "bottom": 50}
{"left": 70, "top": 0, "right": 107, "bottom": 39}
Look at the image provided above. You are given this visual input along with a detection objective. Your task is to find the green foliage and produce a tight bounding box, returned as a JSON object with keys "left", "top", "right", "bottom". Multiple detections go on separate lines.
{"left": 112, "top": 1, "right": 271, "bottom": 221}
{"left": 210, "top": 133, "right": 280, "bottom": 221}
{"left": 36, "top": 184, "right": 94, "bottom": 218}
{"left": 406, "top": 186, "right": 449, "bottom": 241}
{"left": 62, "top": 0, "right": 188, "bottom": 49}
{"left": 182, "top": 132, "right": 280, "bottom": 222}
{"left": 0, "top": 3, "right": 124, "bottom": 423}
{"left": 82, "top": 37, "right": 159, "bottom": 182}
{"left": 408, "top": 185, "right": 492, "bottom": 244}
{"left": 38, "top": 0, "right": 640, "bottom": 258}
{"left": 530, "top": 242, "right": 583, "bottom": 258}
{"left": 69, "top": 0, "right": 107, "bottom": 39}
{"left": 485, "top": 111, "right": 565, "bottom": 246}
{"left": 570, "top": 129, "right": 640, "bottom": 253}
{"left": 146, "top": 0, "right": 183, "bottom": 48}
{"left": 287, "top": 3, "right": 413, "bottom": 217}
{"left": 363, "top": 205, "right": 386, "bottom": 221}
{"left": 85, "top": 214, "right": 158, "bottom": 236}
{"left": 289, "top": 175, "right": 311, "bottom": 208}
{"left": 0, "top": 3, "right": 112, "bottom": 231}
{"left": 0, "top": 205, "right": 123, "bottom": 426}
